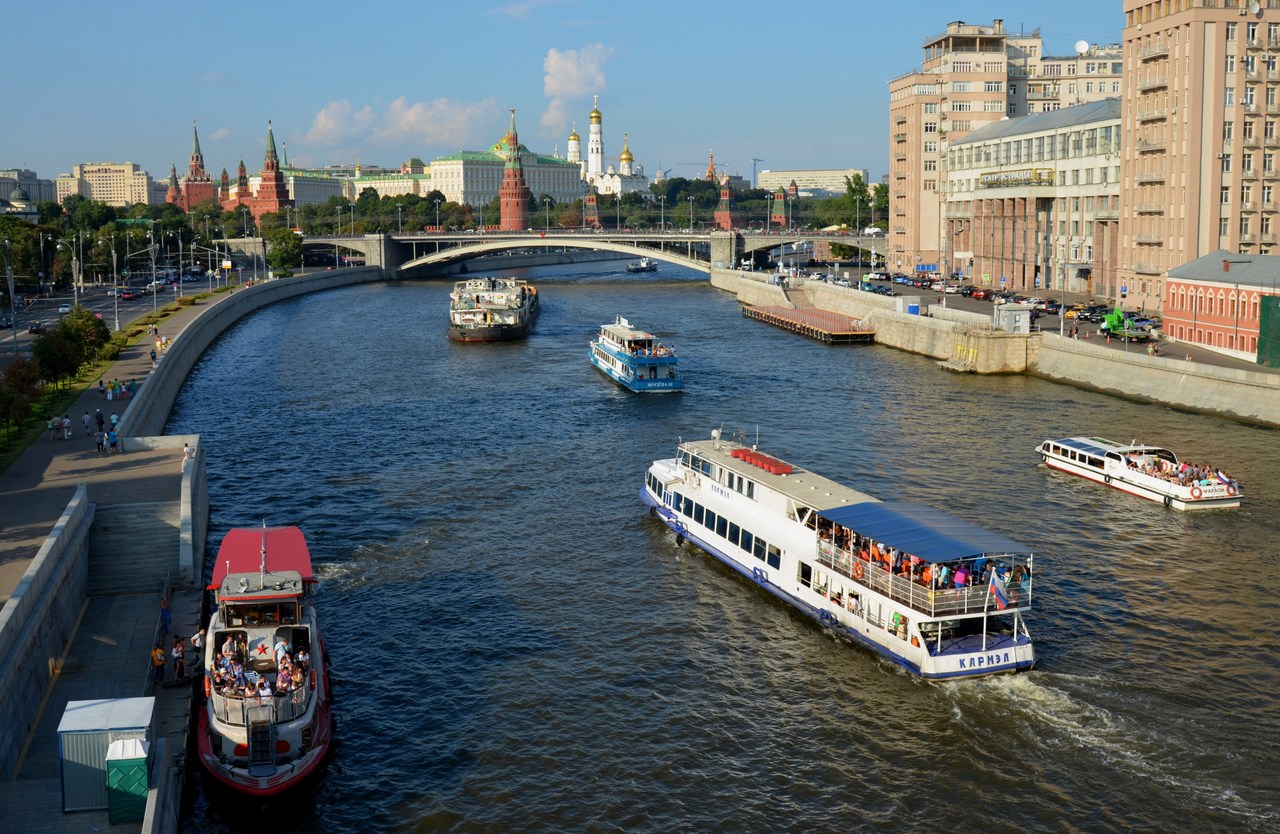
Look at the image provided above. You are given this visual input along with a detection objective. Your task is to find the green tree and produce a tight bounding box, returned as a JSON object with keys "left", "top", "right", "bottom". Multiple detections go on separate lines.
{"left": 264, "top": 227, "right": 302, "bottom": 272}
{"left": 60, "top": 306, "right": 111, "bottom": 359}
{"left": 30, "top": 326, "right": 81, "bottom": 387}
{"left": 0, "top": 357, "right": 42, "bottom": 434}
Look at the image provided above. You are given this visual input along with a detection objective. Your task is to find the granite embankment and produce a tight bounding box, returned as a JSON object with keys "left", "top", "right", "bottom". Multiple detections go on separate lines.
{"left": 710, "top": 268, "right": 1280, "bottom": 427}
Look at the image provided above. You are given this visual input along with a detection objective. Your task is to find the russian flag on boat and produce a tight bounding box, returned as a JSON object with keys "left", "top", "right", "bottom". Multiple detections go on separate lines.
{"left": 1216, "top": 470, "right": 1231, "bottom": 485}
{"left": 989, "top": 573, "right": 1010, "bottom": 610}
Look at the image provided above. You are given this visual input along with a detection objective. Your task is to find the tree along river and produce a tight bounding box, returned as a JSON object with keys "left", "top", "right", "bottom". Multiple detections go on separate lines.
{"left": 169, "top": 261, "right": 1279, "bottom": 833}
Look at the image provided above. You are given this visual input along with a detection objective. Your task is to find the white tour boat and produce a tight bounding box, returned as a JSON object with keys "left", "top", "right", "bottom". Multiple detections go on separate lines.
{"left": 590, "top": 316, "right": 683, "bottom": 393}
{"left": 197, "top": 525, "right": 333, "bottom": 796}
{"left": 1037, "top": 436, "right": 1242, "bottom": 510}
{"left": 642, "top": 430, "right": 1036, "bottom": 680}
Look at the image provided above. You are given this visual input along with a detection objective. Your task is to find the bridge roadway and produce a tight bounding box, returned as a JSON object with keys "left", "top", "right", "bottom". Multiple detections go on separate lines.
{"left": 223, "top": 230, "right": 890, "bottom": 277}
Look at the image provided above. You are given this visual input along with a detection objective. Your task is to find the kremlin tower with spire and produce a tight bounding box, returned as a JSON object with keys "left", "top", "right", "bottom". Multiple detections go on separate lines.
{"left": 166, "top": 121, "right": 218, "bottom": 210}
{"left": 498, "top": 110, "right": 531, "bottom": 231}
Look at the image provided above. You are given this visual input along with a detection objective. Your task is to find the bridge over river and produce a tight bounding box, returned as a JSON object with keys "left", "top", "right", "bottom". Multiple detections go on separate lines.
{"left": 221, "top": 230, "right": 892, "bottom": 277}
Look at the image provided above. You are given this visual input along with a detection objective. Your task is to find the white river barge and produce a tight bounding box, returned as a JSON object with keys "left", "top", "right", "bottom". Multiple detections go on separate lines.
{"left": 642, "top": 430, "right": 1036, "bottom": 680}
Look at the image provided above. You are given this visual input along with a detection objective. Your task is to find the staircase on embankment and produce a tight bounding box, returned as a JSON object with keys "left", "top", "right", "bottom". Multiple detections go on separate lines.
{"left": 88, "top": 502, "right": 181, "bottom": 596}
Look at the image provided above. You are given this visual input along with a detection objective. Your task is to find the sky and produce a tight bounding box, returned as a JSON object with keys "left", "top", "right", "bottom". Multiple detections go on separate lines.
{"left": 3, "top": 0, "right": 1124, "bottom": 189}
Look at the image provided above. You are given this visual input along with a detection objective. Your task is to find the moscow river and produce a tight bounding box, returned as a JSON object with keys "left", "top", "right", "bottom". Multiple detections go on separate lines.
{"left": 169, "top": 260, "right": 1279, "bottom": 833}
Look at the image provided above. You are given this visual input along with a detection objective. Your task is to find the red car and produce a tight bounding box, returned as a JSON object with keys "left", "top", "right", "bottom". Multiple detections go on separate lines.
{"left": 120, "top": 289, "right": 139, "bottom": 300}
{"left": 971, "top": 288, "right": 992, "bottom": 300}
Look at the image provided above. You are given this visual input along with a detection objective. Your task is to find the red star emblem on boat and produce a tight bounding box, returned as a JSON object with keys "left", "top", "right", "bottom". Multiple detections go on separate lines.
{"left": 256, "top": 644, "right": 269, "bottom": 655}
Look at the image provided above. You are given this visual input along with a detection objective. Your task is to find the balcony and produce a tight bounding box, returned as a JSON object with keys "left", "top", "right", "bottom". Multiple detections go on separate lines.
{"left": 1136, "top": 139, "right": 1166, "bottom": 153}
{"left": 1242, "top": 168, "right": 1261, "bottom": 180}
{"left": 1096, "top": 209, "right": 1119, "bottom": 220}
{"left": 1240, "top": 233, "right": 1256, "bottom": 243}
{"left": 1135, "top": 203, "right": 1166, "bottom": 214}
{"left": 894, "top": 153, "right": 907, "bottom": 162}
{"left": 1138, "top": 75, "right": 1168, "bottom": 92}
{"left": 892, "top": 190, "right": 906, "bottom": 198}
{"left": 1137, "top": 108, "right": 1168, "bottom": 122}
{"left": 1139, "top": 43, "right": 1169, "bottom": 61}
{"left": 944, "top": 207, "right": 972, "bottom": 219}
{"left": 1265, "top": 233, "right": 1278, "bottom": 243}
{"left": 895, "top": 115, "right": 907, "bottom": 125}
{"left": 1268, "top": 102, "right": 1280, "bottom": 115}
{"left": 1245, "top": 135, "right": 1263, "bottom": 148}
{"left": 1133, "top": 262, "right": 1163, "bottom": 275}
{"left": 1136, "top": 172, "right": 1166, "bottom": 184}
{"left": 1135, "top": 233, "right": 1165, "bottom": 245}
{"left": 1242, "top": 202, "right": 1259, "bottom": 212}
{"left": 893, "top": 226, "right": 906, "bottom": 234}
{"left": 1271, "top": 36, "right": 1280, "bottom": 49}
{"left": 1246, "top": 37, "right": 1263, "bottom": 50}
{"left": 1027, "top": 88, "right": 1060, "bottom": 101}
{"left": 1244, "top": 101, "right": 1260, "bottom": 113}
{"left": 894, "top": 133, "right": 908, "bottom": 143}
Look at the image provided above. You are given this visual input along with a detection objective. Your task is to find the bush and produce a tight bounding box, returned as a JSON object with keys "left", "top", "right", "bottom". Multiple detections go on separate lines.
{"left": 176, "top": 296, "right": 197, "bottom": 307}
{"left": 96, "top": 334, "right": 128, "bottom": 362}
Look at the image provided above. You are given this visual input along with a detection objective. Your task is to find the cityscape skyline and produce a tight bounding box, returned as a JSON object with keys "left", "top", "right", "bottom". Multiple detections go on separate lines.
{"left": 4, "top": 0, "right": 1122, "bottom": 186}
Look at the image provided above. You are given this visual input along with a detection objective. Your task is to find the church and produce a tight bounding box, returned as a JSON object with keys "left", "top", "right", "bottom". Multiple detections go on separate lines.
{"left": 566, "top": 97, "right": 649, "bottom": 197}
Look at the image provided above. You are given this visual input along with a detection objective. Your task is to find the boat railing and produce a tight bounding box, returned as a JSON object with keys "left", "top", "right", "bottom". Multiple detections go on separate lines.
{"left": 209, "top": 674, "right": 312, "bottom": 726}
{"left": 816, "top": 541, "right": 1030, "bottom": 616}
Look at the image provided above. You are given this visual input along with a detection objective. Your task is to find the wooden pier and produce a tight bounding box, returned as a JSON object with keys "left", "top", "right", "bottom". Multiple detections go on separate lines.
{"left": 743, "top": 305, "right": 876, "bottom": 344}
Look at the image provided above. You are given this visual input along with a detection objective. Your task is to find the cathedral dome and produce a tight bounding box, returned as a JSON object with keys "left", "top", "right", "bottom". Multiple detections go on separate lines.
{"left": 568, "top": 123, "right": 580, "bottom": 142}
{"left": 9, "top": 186, "right": 30, "bottom": 203}
{"left": 619, "top": 133, "right": 633, "bottom": 163}
{"left": 589, "top": 96, "right": 602, "bottom": 124}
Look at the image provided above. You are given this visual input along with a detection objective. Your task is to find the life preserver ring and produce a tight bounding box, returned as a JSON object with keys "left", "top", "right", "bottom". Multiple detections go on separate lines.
{"left": 1190, "top": 486, "right": 1202, "bottom": 499}
{"left": 1163, "top": 495, "right": 1172, "bottom": 508}
{"left": 852, "top": 562, "right": 864, "bottom": 581}
{"left": 911, "top": 636, "right": 920, "bottom": 647}
{"left": 675, "top": 533, "right": 684, "bottom": 546}
{"left": 204, "top": 676, "right": 211, "bottom": 697}
{"left": 1226, "top": 484, "right": 1237, "bottom": 497}
{"left": 1104, "top": 474, "right": 1112, "bottom": 485}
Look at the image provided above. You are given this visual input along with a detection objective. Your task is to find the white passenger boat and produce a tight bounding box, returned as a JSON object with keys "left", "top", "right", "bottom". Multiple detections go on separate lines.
{"left": 642, "top": 430, "right": 1036, "bottom": 680}
{"left": 1037, "top": 436, "right": 1242, "bottom": 510}
{"left": 448, "top": 276, "right": 539, "bottom": 342}
{"left": 626, "top": 257, "right": 658, "bottom": 273}
{"left": 197, "top": 525, "right": 333, "bottom": 796}
{"left": 590, "top": 316, "right": 683, "bottom": 393}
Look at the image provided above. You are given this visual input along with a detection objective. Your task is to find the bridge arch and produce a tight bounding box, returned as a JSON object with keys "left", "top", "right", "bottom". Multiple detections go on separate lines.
{"left": 397, "top": 237, "right": 710, "bottom": 275}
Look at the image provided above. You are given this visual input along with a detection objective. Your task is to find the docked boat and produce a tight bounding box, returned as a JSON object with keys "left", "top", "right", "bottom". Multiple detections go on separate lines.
{"left": 1037, "top": 436, "right": 1242, "bottom": 510}
{"left": 626, "top": 257, "right": 658, "bottom": 273}
{"left": 197, "top": 525, "right": 333, "bottom": 796}
{"left": 589, "top": 316, "right": 683, "bottom": 393}
{"left": 642, "top": 430, "right": 1036, "bottom": 680}
{"left": 447, "top": 276, "right": 539, "bottom": 342}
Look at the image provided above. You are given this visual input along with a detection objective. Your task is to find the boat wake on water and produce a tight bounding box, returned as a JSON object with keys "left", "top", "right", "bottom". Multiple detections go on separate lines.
{"left": 945, "top": 674, "right": 1279, "bottom": 829}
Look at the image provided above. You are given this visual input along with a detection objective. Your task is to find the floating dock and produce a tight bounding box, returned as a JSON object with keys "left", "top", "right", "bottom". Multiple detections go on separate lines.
{"left": 742, "top": 305, "right": 876, "bottom": 344}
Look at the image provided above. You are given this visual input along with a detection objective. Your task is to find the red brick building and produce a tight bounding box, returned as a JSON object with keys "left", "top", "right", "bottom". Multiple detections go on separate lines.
{"left": 165, "top": 121, "right": 218, "bottom": 211}
{"left": 1165, "top": 250, "right": 1279, "bottom": 361}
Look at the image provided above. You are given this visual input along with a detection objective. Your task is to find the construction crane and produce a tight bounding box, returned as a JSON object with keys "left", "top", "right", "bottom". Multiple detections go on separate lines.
{"left": 751, "top": 158, "right": 763, "bottom": 189}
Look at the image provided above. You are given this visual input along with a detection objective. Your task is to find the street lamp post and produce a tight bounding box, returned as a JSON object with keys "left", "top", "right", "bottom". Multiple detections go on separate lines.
{"left": 1, "top": 239, "right": 16, "bottom": 357}
{"left": 657, "top": 195, "right": 666, "bottom": 232}
{"left": 543, "top": 198, "right": 551, "bottom": 232}
{"left": 397, "top": 205, "right": 403, "bottom": 235}
{"left": 687, "top": 196, "right": 694, "bottom": 232}
{"left": 58, "top": 234, "right": 81, "bottom": 307}
{"left": 349, "top": 203, "right": 355, "bottom": 236}
{"left": 334, "top": 208, "right": 341, "bottom": 268}
{"left": 101, "top": 235, "right": 120, "bottom": 332}
{"left": 149, "top": 229, "right": 158, "bottom": 313}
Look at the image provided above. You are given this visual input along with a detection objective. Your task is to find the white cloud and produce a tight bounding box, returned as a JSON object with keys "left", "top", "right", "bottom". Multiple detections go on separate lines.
{"left": 371, "top": 96, "right": 497, "bottom": 146}
{"left": 540, "top": 44, "right": 613, "bottom": 137}
{"left": 210, "top": 127, "right": 231, "bottom": 142}
{"left": 305, "top": 100, "right": 375, "bottom": 145}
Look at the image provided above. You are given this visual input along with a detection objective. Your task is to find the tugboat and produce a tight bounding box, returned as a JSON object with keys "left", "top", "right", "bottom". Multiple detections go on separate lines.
{"left": 196, "top": 525, "right": 333, "bottom": 796}
{"left": 447, "top": 276, "right": 539, "bottom": 342}
{"left": 642, "top": 429, "right": 1037, "bottom": 679}
{"left": 626, "top": 257, "right": 658, "bottom": 273}
{"left": 589, "top": 316, "right": 683, "bottom": 393}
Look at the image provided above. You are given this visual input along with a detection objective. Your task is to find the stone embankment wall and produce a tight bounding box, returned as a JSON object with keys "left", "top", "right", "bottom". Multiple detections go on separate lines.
{"left": 1031, "top": 334, "right": 1280, "bottom": 426}
{"left": 0, "top": 486, "right": 92, "bottom": 777}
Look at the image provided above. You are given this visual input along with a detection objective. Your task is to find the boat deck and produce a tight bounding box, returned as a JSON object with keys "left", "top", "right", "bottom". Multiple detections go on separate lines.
{"left": 743, "top": 305, "right": 876, "bottom": 344}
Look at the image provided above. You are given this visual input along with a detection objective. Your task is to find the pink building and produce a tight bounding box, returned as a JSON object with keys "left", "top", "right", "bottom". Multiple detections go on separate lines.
{"left": 1164, "top": 250, "right": 1279, "bottom": 360}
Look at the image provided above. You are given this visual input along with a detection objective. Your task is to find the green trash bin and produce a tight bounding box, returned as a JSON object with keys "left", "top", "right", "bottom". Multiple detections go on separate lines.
{"left": 105, "top": 738, "right": 150, "bottom": 824}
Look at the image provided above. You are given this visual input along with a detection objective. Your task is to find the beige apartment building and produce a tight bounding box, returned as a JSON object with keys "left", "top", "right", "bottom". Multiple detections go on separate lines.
{"left": 945, "top": 99, "right": 1122, "bottom": 296}
{"left": 1119, "top": 0, "right": 1280, "bottom": 315}
{"left": 756, "top": 168, "right": 871, "bottom": 197}
{"left": 889, "top": 19, "right": 1122, "bottom": 276}
{"left": 56, "top": 162, "right": 160, "bottom": 206}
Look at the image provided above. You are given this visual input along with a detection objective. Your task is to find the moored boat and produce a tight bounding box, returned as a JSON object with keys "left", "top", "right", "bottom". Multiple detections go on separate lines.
{"left": 197, "top": 525, "right": 333, "bottom": 796}
{"left": 1037, "top": 436, "right": 1241, "bottom": 510}
{"left": 642, "top": 430, "right": 1036, "bottom": 680}
{"left": 589, "top": 316, "right": 683, "bottom": 393}
{"left": 448, "top": 276, "right": 539, "bottom": 342}
{"left": 626, "top": 257, "right": 658, "bottom": 273}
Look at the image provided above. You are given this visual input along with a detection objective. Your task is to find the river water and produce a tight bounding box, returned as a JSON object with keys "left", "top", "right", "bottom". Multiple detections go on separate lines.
{"left": 169, "top": 261, "right": 1280, "bottom": 833}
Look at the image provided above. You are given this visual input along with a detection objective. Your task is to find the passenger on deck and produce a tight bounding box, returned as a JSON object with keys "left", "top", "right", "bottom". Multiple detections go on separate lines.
{"left": 295, "top": 649, "right": 310, "bottom": 671}
{"left": 954, "top": 565, "right": 969, "bottom": 588}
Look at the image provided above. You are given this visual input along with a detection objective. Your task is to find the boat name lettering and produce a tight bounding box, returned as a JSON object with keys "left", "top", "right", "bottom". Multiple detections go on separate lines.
{"left": 710, "top": 484, "right": 730, "bottom": 499}
{"left": 958, "top": 651, "right": 1011, "bottom": 669}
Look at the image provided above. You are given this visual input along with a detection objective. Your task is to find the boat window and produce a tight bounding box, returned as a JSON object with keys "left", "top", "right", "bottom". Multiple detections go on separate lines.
{"left": 683, "top": 496, "right": 694, "bottom": 516}
{"left": 798, "top": 561, "right": 813, "bottom": 588}
{"left": 693, "top": 504, "right": 705, "bottom": 525}
{"left": 668, "top": 490, "right": 680, "bottom": 508}
{"left": 753, "top": 537, "right": 767, "bottom": 561}
{"left": 745, "top": 481, "right": 755, "bottom": 499}
{"left": 767, "top": 544, "right": 781, "bottom": 570}
{"left": 705, "top": 510, "right": 717, "bottom": 530}
{"left": 728, "top": 522, "right": 740, "bottom": 546}
{"left": 740, "top": 530, "right": 754, "bottom": 554}
{"left": 716, "top": 516, "right": 728, "bottom": 538}
{"left": 1089, "top": 456, "right": 1103, "bottom": 468}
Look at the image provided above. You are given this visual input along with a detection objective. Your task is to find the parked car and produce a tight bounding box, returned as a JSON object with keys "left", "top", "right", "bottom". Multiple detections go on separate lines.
{"left": 58, "top": 304, "right": 72, "bottom": 314}
{"left": 0, "top": 315, "right": 12, "bottom": 328}
{"left": 1043, "top": 300, "right": 1062, "bottom": 315}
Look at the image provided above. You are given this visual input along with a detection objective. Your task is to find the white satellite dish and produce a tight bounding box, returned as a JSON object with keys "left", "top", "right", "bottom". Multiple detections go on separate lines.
{"left": 1250, "top": 0, "right": 1261, "bottom": 14}
{"left": 1075, "top": 39, "right": 1090, "bottom": 55}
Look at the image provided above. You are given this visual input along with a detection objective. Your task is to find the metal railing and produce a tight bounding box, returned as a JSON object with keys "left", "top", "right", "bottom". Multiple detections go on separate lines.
{"left": 815, "top": 541, "right": 1030, "bottom": 618}
{"left": 209, "top": 674, "right": 312, "bottom": 726}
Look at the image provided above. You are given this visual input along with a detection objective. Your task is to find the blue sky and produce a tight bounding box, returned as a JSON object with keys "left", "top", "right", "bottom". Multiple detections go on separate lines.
{"left": 4, "top": 0, "right": 1123, "bottom": 188}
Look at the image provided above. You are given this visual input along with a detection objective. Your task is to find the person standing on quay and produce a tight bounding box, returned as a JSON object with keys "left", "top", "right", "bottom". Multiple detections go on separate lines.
{"left": 82, "top": 411, "right": 92, "bottom": 436}
{"left": 152, "top": 643, "right": 166, "bottom": 684}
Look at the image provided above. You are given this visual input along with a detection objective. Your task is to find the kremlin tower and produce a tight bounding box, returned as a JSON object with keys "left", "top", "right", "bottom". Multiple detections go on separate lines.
{"left": 249, "top": 120, "right": 293, "bottom": 220}
{"left": 567, "top": 123, "right": 581, "bottom": 168}
{"left": 166, "top": 121, "right": 217, "bottom": 210}
{"left": 498, "top": 110, "right": 531, "bottom": 231}
{"left": 587, "top": 96, "right": 604, "bottom": 182}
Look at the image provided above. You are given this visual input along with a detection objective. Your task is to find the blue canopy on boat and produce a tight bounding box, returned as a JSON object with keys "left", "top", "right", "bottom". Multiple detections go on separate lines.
{"left": 816, "top": 502, "right": 1031, "bottom": 563}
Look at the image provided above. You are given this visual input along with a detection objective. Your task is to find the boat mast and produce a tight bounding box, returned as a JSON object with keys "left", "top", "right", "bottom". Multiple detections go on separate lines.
{"left": 259, "top": 520, "right": 267, "bottom": 589}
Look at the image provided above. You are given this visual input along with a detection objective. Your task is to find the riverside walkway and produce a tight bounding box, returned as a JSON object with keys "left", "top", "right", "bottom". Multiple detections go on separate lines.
{"left": 0, "top": 292, "right": 230, "bottom": 833}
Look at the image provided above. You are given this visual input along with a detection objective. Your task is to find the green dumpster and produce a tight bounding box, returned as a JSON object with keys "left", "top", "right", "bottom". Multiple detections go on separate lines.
{"left": 105, "top": 738, "right": 150, "bottom": 824}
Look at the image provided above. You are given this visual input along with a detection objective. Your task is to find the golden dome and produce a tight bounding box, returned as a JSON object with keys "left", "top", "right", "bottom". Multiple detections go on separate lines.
{"left": 568, "top": 122, "right": 580, "bottom": 142}
{"left": 589, "top": 94, "right": 602, "bottom": 124}
{"left": 619, "top": 133, "right": 633, "bottom": 162}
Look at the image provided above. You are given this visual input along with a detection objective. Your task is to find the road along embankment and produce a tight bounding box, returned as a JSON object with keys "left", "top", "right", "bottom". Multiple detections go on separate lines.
{"left": 711, "top": 268, "right": 1280, "bottom": 426}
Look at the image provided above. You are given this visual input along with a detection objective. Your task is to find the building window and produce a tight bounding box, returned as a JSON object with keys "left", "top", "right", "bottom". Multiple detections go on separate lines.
{"left": 984, "top": 100, "right": 1004, "bottom": 112}
{"left": 1223, "top": 154, "right": 1234, "bottom": 173}
{"left": 924, "top": 141, "right": 938, "bottom": 153}
{"left": 1265, "top": 184, "right": 1274, "bottom": 204}
{"left": 1227, "top": 54, "right": 1237, "bottom": 73}
{"left": 1222, "top": 186, "right": 1232, "bottom": 204}
{"left": 1245, "top": 153, "right": 1256, "bottom": 173}
{"left": 1228, "top": 22, "right": 1238, "bottom": 42}
{"left": 1221, "top": 216, "right": 1231, "bottom": 235}
{"left": 1225, "top": 120, "right": 1235, "bottom": 141}
{"left": 924, "top": 103, "right": 939, "bottom": 114}
{"left": 924, "top": 122, "right": 938, "bottom": 133}
{"left": 923, "top": 159, "right": 937, "bottom": 171}
{"left": 1009, "top": 84, "right": 1018, "bottom": 95}
{"left": 984, "top": 81, "right": 1004, "bottom": 92}
{"left": 1226, "top": 88, "right": 1236, "bottom": 106}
